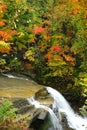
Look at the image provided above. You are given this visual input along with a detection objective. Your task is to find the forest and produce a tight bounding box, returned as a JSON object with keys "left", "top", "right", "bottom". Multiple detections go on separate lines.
{"left": 0, "top": 0, "right": 87, "bottom": 129}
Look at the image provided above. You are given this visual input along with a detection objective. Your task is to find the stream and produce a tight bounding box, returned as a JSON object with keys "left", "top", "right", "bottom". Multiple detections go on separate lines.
{"left": 0, "top": 73, "right": 87, "bottom": 130}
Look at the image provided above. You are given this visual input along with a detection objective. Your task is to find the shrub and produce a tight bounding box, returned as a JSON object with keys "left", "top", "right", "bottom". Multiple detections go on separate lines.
{"left": 0, "top": 99, "right": 29, "bottom": 130}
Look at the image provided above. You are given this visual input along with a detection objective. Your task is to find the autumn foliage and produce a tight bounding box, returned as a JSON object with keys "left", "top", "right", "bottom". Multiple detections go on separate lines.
{"left": 0, "top": 0, "right": 87, "bottom": 92}
{"left": 0, "top": 4, "right": 16, "bottom": 54}
{"left": 0, "top": 0, "right": 86, "bottom": 123}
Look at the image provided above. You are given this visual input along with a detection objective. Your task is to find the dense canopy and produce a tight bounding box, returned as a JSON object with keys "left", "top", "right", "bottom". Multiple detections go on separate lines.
{"left": 0, "top": 0, "right": 87, "bottom": 114}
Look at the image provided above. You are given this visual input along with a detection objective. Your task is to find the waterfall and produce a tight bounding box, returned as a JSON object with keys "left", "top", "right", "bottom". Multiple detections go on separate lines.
{"left": 47, "top": 87, "right": 87, "bottom": 130}
{"left": 2, "top": 73, "right": 87, "bottom": 130}
{"left": 28, "top": 97, "right": 62, "bottom": 130}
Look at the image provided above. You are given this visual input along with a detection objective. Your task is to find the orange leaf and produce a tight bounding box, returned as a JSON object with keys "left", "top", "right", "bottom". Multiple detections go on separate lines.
{"left": 0, "top": 30, "right": 16, "bottom": 41}
{"left": 57, "top": 35, "right": 63, "bottom": 39}
{"left": 0, "top": 20, "right": 6, "bottom": 26}
{"left": 44, "top": 52, "right": 52, "bottom": 61}
{"left": 73, "top": 0, "right": 78, "bottom": 3}
{"left": 0, "top": 4, "right": 7, "bottom": 12}
{"left": 63, "top": 54, "right": 74, "bottom": 62}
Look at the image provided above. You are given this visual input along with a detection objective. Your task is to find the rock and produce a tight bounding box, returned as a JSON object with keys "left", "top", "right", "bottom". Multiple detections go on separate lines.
{"left": 30, "top": 108, "right": 51, "bottom": 130}
{"left": 13, "top": 98, "right": 29, "bottom": 108}
{"left": 29, "top": 88, "right": 54, "bottom": 130}
{"left": 61, "top": 112, "right": 75, "bottom": 130}
{"left": 0, "top": 88, "right": 54, "bottom": 130}
{"left": 38, "top": 110, "right": 47, "bottom": 120}
{"left": 35, "top": 87, "right": 49, "bottom": 99}
{"left": 34, "top": 87, "right": 54, "bottom": 108}
{"left": 20, "top": 69, "right": 36, "bottom": 80}
{"left": 31, "top": 108, "right": 48, "bottom": 121}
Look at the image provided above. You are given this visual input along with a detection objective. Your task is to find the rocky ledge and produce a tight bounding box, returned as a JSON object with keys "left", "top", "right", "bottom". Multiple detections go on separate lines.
{"left": 0, "top": 87, "right": 75, "bottom": 130}
{"left": 0, "top": 87, "right": 54, "bottom": 130}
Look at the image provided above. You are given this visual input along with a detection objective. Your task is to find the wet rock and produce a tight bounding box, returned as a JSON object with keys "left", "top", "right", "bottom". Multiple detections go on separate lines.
{"left": 35, "top": 87, "right": 49, "bottom": 99}
{"left": 11, "top": 98, "right": 35, "bottom": 116}
{"left": 0, "top": 88, "right": 54, "bottom": 130}
{"left": 31, "top": 108, "right": 48, "bottom": 121}
{"left": 61, "top": 112, "right": 75, "bottom": 130}
{"left": 13, "top": 98, "right": 29, "bottom": 108}
{"left": 29, "top": 88, "right": 54, "bottom": 130}
{"left": 79, "top": 99, "right": 87, "bottom": 116}
{"left": 20, "top": 69, "right": 36, "bottom": 79}
{"left": 30, "top": 109, "right": 51, "bottom": 130}
{"left": 34, "top": 87, "right": 54, "bottom": 108}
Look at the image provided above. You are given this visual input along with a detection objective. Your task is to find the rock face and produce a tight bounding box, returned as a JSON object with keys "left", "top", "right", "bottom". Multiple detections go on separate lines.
{"left": 0, "top": 74, "right": 42, "bottom": 98}
{"left": 35, "top": 87, "right": 49, "bottom": 99}
{"left": 13, "top": 98, "right": 34, "bottom": 114}
{"left": 30, "top": 87, "right": 75, "bottom": 130}
{"left": 32, "top": 108, "right": 48, "bottom": 120}
{"left": 0, "top": 87, "right": 75, "bottom": 130}
{"left": 29, "top": 87, "right": 54, "bottom": 130}
{"left": 34, "top": 87, "right": 54, "bottom": 107}
{"left": 0, "top": 87, "right": 54, "bottom": 130}
{"left": 61, "top": 113, "right": 75, "bottom": 130}
{"left": 0, "top": 74, "right": 78, "bottom": 130}
{"left": 30, "top": 108, "right": 49, "bottom": 130}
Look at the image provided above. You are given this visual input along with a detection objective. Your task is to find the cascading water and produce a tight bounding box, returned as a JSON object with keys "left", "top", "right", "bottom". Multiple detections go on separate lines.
{"left": 2, "top": 73, "right": 87, "bottom": 130}
{"left": 46, "top": 87, "right": 87, "bottom": 130}
{"left": 28, "top": 97, "right": 62, "bottom": 130}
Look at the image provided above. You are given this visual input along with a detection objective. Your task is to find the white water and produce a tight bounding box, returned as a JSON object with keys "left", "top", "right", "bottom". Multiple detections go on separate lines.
{"left": 47, "top": 87, "right": 87, "bottom": 130}
{"left": 2, "top": 73, "right": 29, "bottom": 80}
{"left": 28, "top": 97, "right": 62, "bottom": 130}
{"left": 2, "top": 73, "right": 87, "bottom": 130}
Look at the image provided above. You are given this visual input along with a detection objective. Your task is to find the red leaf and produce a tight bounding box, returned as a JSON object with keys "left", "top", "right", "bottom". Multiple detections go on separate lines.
{"left": 53, "top": 46, "right": 61, "bottom": 52}
{"left": 34, "top": 27, "right": 45, "bottom": 34}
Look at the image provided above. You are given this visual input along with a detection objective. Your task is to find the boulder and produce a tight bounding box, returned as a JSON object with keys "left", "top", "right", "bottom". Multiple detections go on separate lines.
{"left": 34, "top": 87, "right": 54, "bottom": 108}
{"left": 29, "top": 108, "right": 51, "bottom": 130}
{"left": 31, "top": 108, "right": 48, "bottom": 121}
{"left": 35, "top": 87, "right": 49, "bottom": 99}
{"left": 61, "top": 112, "right": 75, "bottom": 130}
